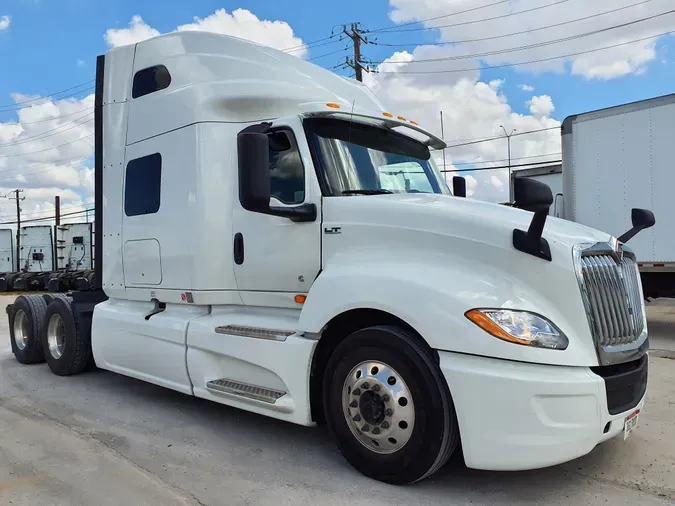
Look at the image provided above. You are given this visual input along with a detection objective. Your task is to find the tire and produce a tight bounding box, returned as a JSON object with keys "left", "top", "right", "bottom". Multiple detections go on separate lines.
{"left": 8, "top": 295, "right": 48, "bottom": 364}
{"left": 41, "top": 296, "right": 90, "bottom": 376}
{"left": 323, "top": 325, "right": 460, "bottom": 485}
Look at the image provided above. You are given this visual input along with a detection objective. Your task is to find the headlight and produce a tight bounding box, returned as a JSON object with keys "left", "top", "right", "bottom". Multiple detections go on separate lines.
{"left": 465, "top": 309, "right": 568, "bottom": 350}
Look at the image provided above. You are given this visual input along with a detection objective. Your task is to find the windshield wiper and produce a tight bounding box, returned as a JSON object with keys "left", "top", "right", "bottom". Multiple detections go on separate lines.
{"left": 341, "top": 189, "right": 393, "bottom": 195}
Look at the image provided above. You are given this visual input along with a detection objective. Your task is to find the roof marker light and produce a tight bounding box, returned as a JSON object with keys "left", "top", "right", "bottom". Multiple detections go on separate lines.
{"left": 383, "top": 112, "right": 393, "bottom": 118}
{"left": 326, "top": 103, "right": 341, "bottom": 109}
{"left": 397, "top": 116, "right": 407, "bottom": 121}
{"left": 410, "top": 120, "right": 419, "bottom": 126}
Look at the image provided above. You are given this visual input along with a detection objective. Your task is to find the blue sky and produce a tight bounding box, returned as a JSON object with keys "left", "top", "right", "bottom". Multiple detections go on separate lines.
{"left": 0, "top": 0, "right": 673, "bottom": 213}
{"left": 1, "top": 0, "right": 673, "bottom": 121}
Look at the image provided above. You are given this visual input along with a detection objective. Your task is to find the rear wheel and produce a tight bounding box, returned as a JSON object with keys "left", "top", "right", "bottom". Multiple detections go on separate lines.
{"left": 323, "top": 325, "right": 460, "bottom": 485}
{"left": 41, "top": 297, "right": 90, "bottom": 376}
{"left": 9, "top": 295, "right": 48, "bottom": 364}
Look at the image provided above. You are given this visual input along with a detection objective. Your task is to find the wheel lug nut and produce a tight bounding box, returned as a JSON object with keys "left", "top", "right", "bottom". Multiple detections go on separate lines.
{"left": 382, "top": 395, "right": 389, "bottom": 402}
{"left": 385, "top": 409, "right": 393, "bottom": 416}
{"left": 372, "top": 427, "right": 380, "bottom": 435}
{"left": 372, "top": 384, "right": 380, "bottom": 392}
{"left": 362, "top": 382, "right": 370, "bottom": 389}
{"left": 349, "top": 401, "right": 357, "bottom": 408}
{"left": 353, "top": 414, "right": 361, "bottom": 422}
{"left": 362, "top": 424, "right": 370, "bottom": 432}
{"left": 381, "top": 421, "right": 389, "bottom": 429}
{"left": 353, "top": 388, "right": 361, "bottom": 396}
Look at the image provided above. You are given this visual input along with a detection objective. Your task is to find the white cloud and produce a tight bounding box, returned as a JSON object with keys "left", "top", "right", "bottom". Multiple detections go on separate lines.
{"left": 105, "top": 8, "right": 306, "bottom": 57}
{"left": 519, "top": 84, "right": 535, "bottom": 92}
{"left": 0, "top": 93, "right": 95, "bottom": 227}
{"left": 364, "top": 46, "right": 561, "bottom": 203}
{"left": 104, "top": 15, "right": 160, "bottom": 48}
{"left": 527, "top": 95, "right": 555, "bottom": 117}
{"left": 384, "top": 0, "right": 675, "bottom": 80}
{"left": 0, "top": 15, "right": 10, "bottom": 31}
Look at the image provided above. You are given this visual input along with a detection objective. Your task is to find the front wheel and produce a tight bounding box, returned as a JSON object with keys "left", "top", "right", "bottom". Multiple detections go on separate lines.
{"left": 323, "top": 325, "right": 460, "bottom": 485}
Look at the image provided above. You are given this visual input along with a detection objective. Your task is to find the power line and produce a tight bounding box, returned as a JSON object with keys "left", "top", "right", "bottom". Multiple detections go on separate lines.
{"left": 378, "top": 30, "right": 675, "bottom": 74}
{"left": 0, "top": 112, "right": 93, "bottom": 149}
{"left": 373, "top": 9, "right": 675, "bottom": 66}
{"left": 368, "top": 0, "right": 512, "bottom": 33}
{"left": 0, "top": 207, "right": 94, "bottom": 226}
{"left": 0, "top": 134, "right": 93, "bottom": 159}
{"left": 0, "top": 85, "right": 95, "bottom": 112}
{"left": 444, "top": 126, "right": 561, "bottom": 149}
{"left": 1, "top": 107, "right": 93, "bottom": 126}
{"left": 307, "top": 46, "right": 351, "bottom": 61}
{"left": 447, "top": 152, "right": 562, "bottom": 167}
{"left": 441, "top": 159, "right": 562, "bottom": 173}
{"left": 372, "top": 0, "right": 572, "bottom": 34}
{"left": 374, "top": 0, "right": 659, "bottom": 47}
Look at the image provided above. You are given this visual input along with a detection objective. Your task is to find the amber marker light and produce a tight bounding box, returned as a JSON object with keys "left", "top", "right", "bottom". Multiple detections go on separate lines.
{"left": 326, "top": 103, "right": 341, "bottom": 109}
{"left": 294, "top": 294, "right": 307, "bottom": 304}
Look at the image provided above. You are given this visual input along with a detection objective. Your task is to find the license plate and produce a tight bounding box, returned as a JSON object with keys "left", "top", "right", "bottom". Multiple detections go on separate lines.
{"left": 623, "top": 409, "right": 640, "bottom": 440}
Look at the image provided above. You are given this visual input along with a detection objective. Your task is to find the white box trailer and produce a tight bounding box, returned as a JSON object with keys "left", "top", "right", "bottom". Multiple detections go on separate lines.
{"left": 0, "top": 229, "right": 15, "bottom": 273}
{"left": 512, "top": 164, "right": 563, "bottom": 218}
{"left": 561, "top": 93, "right": 675, "bottom": 299}
{"left": 55, "top": 222, "right": 93, "bottom": 271}
{"left": 19, "top": 225, "right": 54, "bottom": 272}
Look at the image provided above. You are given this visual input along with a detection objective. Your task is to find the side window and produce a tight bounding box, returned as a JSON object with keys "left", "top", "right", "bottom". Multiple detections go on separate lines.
{"left": 125, "top": 153, "right": 162, "bottom": 217}
{"left": 132, "top": 65, "right": 172, "bottom": 99}
{"left": 268, "top": 130, "right": 305, "bottom": 205}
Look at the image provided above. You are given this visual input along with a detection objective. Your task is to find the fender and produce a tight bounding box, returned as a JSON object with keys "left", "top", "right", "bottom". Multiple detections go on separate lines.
{"left": 299, "top": 249, "right": 599, "bottom": 367}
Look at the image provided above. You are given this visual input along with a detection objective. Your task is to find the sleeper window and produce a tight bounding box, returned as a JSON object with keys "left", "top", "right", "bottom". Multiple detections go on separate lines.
{"left": 125, "top": 153, "right": 162, "bottom": 216}
{"left": 268, "top": 131, "right": 305, "bottom": 205}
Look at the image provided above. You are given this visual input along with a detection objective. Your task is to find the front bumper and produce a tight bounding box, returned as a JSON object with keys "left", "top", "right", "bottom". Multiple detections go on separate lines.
{"left": 439, "top": 351, "right": 648, "bottom": 471}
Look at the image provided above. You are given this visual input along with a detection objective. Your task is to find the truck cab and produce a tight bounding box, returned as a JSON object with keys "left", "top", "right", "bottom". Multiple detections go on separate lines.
{"left": 6, "top": 31, "right": 653, "bottom": 485}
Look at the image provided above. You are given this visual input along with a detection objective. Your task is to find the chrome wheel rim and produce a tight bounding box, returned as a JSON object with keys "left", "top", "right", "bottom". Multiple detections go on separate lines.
{"left": 342, "top": 360, "right": 415, "bottom": 454}
{"left": 13, "top": 309, "right": 29, "bottom": 351}
{"left": 47, "top": 313, "right": 66, "bottom": 360}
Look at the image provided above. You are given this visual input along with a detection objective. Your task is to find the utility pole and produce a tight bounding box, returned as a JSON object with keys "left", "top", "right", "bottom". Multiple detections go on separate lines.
{"left": 440, "top": 111, "right": 447, "bottom": 184}
{"left": 500, "top": 126, "right": 516, "bottom": 202}
{"left": 55, "top": 195, "right": 61, "bottom": 226}
{"left": 5, "top": 189, "right": 25, "bottom": 270}
{"left": 342, "top": 23, "right": 371, "bottom": 82}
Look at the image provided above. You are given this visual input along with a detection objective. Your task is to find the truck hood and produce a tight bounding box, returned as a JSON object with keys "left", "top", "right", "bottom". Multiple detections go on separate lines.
{"left": 323, "top": 193, "right": 614, "bottom": 250}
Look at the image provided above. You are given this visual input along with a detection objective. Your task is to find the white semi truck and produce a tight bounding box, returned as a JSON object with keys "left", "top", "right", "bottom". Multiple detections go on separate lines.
{"left": 562, "top": 93, "right": 675, "bottom": 299}
{"left": 6, "top": 32, "right": 655, "bottom": 485}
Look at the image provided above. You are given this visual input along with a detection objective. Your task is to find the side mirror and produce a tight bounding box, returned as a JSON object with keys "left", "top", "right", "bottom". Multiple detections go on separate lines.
{"left": 452, "top": 176, "right": 466, "bottom": 198}
{"left": 238, "top": 132, "right": 271, "bottom": 213}
{"left": 617, "top": 208, "right": 655, "bottom": 244}
{"left": 513, "top": 177, "right": 553, "bottom": 213}
{"left": 512, "top": 178, "right": 553, "bottom": 262}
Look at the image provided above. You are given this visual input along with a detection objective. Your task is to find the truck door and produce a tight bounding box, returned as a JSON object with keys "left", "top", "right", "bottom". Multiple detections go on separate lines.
{"left": 231, "top": 117, "right": 322, "bottom": 298}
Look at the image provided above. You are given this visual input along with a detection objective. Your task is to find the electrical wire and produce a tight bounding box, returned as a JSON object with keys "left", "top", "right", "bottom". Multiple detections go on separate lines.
{"left": 444, "top": 126, "right": 560, "bottom": 149}
{"left": 371, "top": 0, "right": 572, "bottom": 34}
{"left": 0, "top": 85, "right": 95, "bottom": 112}
{"left": 440, "top": 159, "right": 562, "bottom": 173}
{"left": 374, "top": 0, "right": 659, "bottom": 47}
{"left": 0, "top": 112, "right": 93, "bottom": 149}
{"left": 0, "top": 207, "right": 94, "bottom": 225}
{"left": 1, "top": 107, "right": 93, "bottom": 126}
{"left": 307, "top": 46, "right": 351, "bottom": 61}
{"left": 0, "top": 134, "right": 93, "bottom": 159}
{"left": 373, "top": 9, "right": 675, "bottom": 65}
{"left": 368, "top": 0, "right": 513, "bottom": 33}
{"left": 378, "top": 30, "right": 675, "bottom": 74}
{"left": 448, "top": 152, "right": 562, "bottom": 167}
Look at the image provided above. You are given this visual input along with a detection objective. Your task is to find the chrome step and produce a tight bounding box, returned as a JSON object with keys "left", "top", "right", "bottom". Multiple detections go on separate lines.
{"left": 206, "top": 378, "right": 286, "bottom": 404}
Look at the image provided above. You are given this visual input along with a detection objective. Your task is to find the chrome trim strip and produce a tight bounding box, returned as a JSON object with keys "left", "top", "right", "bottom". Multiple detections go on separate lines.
{"left": 206, "top": 378, "right": 286, "bottom": 404}
{"left": 214, "top": 325, "right": 295, "bottom": 342}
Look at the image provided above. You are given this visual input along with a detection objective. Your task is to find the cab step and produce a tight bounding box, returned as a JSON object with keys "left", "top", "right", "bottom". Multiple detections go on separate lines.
{"left": 206, "top": 378, "right": 286, "bottom": 404}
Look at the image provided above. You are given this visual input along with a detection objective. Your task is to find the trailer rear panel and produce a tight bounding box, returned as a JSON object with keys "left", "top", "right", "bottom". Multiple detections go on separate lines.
{"left": 562, "top": 94, "right": 675, "bottom": 266}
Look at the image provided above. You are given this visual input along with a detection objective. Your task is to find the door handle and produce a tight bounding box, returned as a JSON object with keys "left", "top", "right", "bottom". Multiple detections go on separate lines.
{"left": 233, "top": 233, "right": 244, "bottom": 265}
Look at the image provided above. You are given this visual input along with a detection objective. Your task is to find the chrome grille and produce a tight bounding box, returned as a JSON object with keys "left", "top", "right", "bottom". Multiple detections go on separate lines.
{"left": 580, "top": 253, "right": 645, "bottom": 347}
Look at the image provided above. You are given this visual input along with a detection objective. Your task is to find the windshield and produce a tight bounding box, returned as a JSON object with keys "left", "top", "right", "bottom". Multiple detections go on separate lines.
{"left": 304, "top": 118, "right": 450, "bottom": 196}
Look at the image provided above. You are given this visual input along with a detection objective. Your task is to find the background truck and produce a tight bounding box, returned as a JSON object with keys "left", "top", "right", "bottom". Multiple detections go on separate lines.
{"left": 5, "top": 31, "right": 653, "bottom": 485}
{"left": 561, "top": 93, "right": 675, "bottom": 299}
{"left": 512, "top": 164, "right": 563, "bottom": 217}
